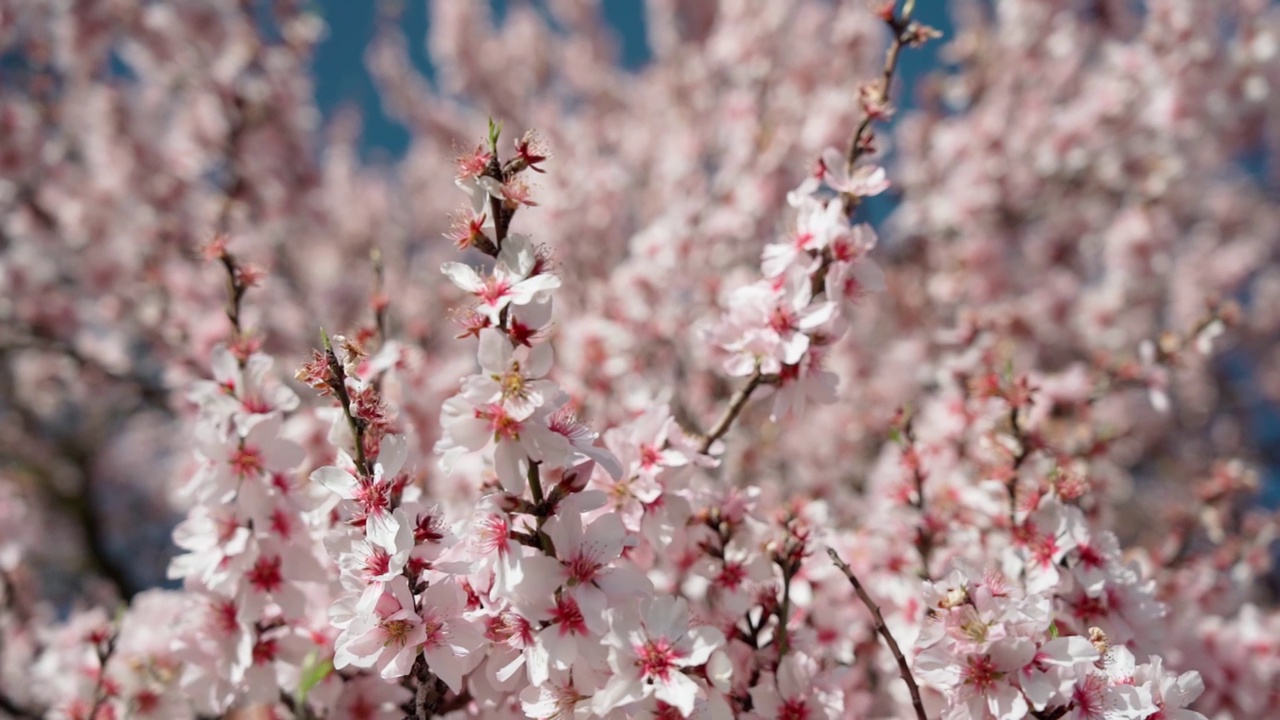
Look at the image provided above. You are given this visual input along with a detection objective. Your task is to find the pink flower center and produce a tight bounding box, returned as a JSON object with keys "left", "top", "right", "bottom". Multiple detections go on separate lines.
{"left": 1070, "top": 594, "right": 1108, "bottom": 623}
{"left": 415, "top": 510, "right": 446, "bottom": 544}
{"left": 252, "top": 637, "right": 278, "bottom": 665}
{"left": 242, "top": 394, "right": 272, "bottom": 414}
{"left": 422, "top": 616, "right": 446, "bottom": 648}
{"left": 456, "top": 146, "right": 491, "bottom": 179}
{"left": 769, "top": 306, "right": 797, "bottom": 334}
{"left": 212, "top": 599, "right": 239, "bottom": 636}
{"left": 134, "top": 690, "right": 161, "bottom": 715}
{"left": 476, "top": 514, "right": 510, "bottom": 556}
{"left": 246, "top": 555, "right": 283, "bottom": 594}
{"left": 842, "top": 275, "right": 863, "bottom": 300}
{"left": 478, "top": 277, "right": 514, "bottom": 307}
{"left": 478, "top": 403, "right": 522, "bottom": 440}
{"left": 229, "top": 445, "right": 264, "bottom": 478}
{"left": 1071, "top": 674, "right": 1109, "bottom": 720}
{"left": 634, "top": 637, "right": 681, "bottom": 682}
{"left": 778, "top": 698, "right": 811, "bottom": 720}
{"left": 354, "top": 478, "right": 391, "bottom": 515}
{"left": 269, "top": 508, "right": 293, "bottom": 540}
{"left": 639, "top": 444, "right": 662, "bottom": 469}
{"left": 380, "top": 618, "right": 416, "bottom": 647}
{"left": 1029, "top": 533, "right": 1060, "bottom": 569}
{"left": 1077, "top": 543, "right": 1105, "bottom": 569}
{"left": 552, "top": 595, "right": 588, "bottom": 636}
{"left": 565, "top": 550, "right": 602, "bottom": 585}
{"left": 349, "top": 695, "right": 377, "bottom": 720}
{"left": 716, "top": 561, "right": 747, "bottom": 590}
{"left": 961, "top": 655, "right": 1002, "bottom": 693}
{"left": 364, "top": 547, "right": 392, "bottom": 578}
{"left": 485, "top": 612, "right": 534, "bottom": 647}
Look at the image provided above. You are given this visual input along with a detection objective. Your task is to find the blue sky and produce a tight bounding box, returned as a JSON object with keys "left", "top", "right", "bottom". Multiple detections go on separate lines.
{"left": 311, "top": 0, "right": 950, "bottom": 159}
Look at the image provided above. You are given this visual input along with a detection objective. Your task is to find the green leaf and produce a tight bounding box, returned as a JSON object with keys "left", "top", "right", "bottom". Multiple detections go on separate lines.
{"left": 1049, "top": 621, "right": 1059, "bottom": 638}
{"left": 295, "top": 651, "right": 334, "bottom": 707}
{"left": 488, "top": 117, "right": 503, "bottom": 151}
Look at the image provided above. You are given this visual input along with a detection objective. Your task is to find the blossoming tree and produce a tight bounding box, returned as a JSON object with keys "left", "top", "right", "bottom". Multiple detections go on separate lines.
{"left": 1, "top": 0, "right": 1278, "bottom": 719}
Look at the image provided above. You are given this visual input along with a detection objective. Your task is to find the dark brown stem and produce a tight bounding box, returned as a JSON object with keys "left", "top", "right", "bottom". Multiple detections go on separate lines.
{"left": 372, "top": 247, "right": 389, "bottom": 348}
{"left": 828, "top": 548, "right": 928, "bottom": 720}
{"left": 841, "top": 1, "right": 918, "bottom": 214}
{"left": 775, "top": 564, "right": 796, "bottom": 657}
{"left": 528, "top": 460, "right": 546, "bottom": 507}
{"left": 1007, "top": 404, "right": 1032, "bottom": 527}
{"left": 698, "top": 369, "right": 766, "bottom": 454}
{"left": 413, "top": 661, "right": 449, "bottom": 719}
{"left": 0, "top": 690, "right": 40, "bottom": 720}
{"left": 323, "top": 331, "right": 371, "bottom": 477}
{"left": 85, "top": 629, "right": 117, "bottom": 720}
{"left": 483, "top": 152, "right": 516, "bottom": 254}
{"left": 218, "top": 251, "right": 249, "bottom": 342}
{"left": 902, "top": 420, "right": 934, "bottom": 581}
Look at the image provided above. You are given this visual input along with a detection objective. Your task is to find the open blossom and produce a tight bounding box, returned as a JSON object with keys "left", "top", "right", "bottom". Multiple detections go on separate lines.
{"left": 1132, "top": 654, "right": 1209, "bottom": 720}
{"left": 334, "top": 575, "right": 427, "bottom": 679}
{"left": 818, "top": 146, "right": 890, "bottom": 197}
{"left": 749, "top": 652, "right": 844, "bottom": 720}
{"left": 547, "top": 408, "right": 625, "bottom": 481}
{"left": 463, "top": 327, "right": 558, "bottom": 419}
{"left": 189, "top": 413, "right": 304, "bottom": 508}
{"left": 1015, "top": 636, "right": 1101, "bottom": 711}
{"left": 544, "top": 511, "right": 653, "bottom": 618}
{"left": 436, "top": 393, "right": 571, "bottom": 492}
{"left": 188, "top": 345, "right": 300, "bottom": 435}
{"left": 761, "top": 196, "right": 848, "bottom": 278}
{"left": 311, "top": 434, "right": 411, "bottom": 549}
{"left": 326, "top": 510, "right": 414, "bottom": 609}
{"left": 441, "top": 235, "right": 560, "bottom": 323}
{"left": 716, "top": 274, "right": 837, "bottom": 377}
{"left": 595, "top": 597, "right": 727, "bottom": 717}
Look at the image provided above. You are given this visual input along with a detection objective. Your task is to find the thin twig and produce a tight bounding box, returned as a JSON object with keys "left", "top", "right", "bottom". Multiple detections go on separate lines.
{"left": 843, "top": 2, "right": 917, "bottom": 182}
{"left": 698, "top": 369, "right": 767, "bottom": 454}
{"left": 322, "top": 330, "right": 371, "bottom": 477}
{"left": 0, "top": 690, "right": 40, "bottom": 720}
{"left": 696, "top": 1, "right": 927, "bottom": 455}
{"left": 827, "top": 548, "right": 928, "bottom": 720}
{"left": 85, "top": 629, "right": 118, "bottom": 720}
{"left": 372, "top": 247, "right": 389, "bottom": 349}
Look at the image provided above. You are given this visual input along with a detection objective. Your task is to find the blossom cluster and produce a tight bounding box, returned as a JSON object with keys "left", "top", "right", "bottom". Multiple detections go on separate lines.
{"left": 0, "top": 1, "right": 1278, "bottom": 719}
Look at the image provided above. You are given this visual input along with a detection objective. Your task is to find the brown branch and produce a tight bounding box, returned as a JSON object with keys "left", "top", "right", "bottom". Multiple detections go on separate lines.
{"left": 412, "top": 661, "right": 449, "bottom": 719}
{"left": 0, "top": 690, "right": 41, "bottom": 720}
{"left": 698, "top": 369, "right": 767, "bottom": 455}
{"left": 828, "top": 548, "right": 928, "bottom": 720}
{"left": 371, "top": 247, "right": 389, "bottom": 349}
{"left": 85, "top": 628, "right": 118, "bottom": 720}
{"left": 322, "top": 330, "right": 371, "bottom": 477}
{"left": 695, "top": 1, "right": 930, "bottom": 455}
{"left": 844, "top": 0, "right": 916, "bottom": 169}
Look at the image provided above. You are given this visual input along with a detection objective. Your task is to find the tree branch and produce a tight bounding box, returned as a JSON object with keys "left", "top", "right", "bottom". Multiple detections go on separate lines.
{"left": 698, "top": 369, "right": 767, "bottom": 454}
{"left": 828, "top": 548, "right": 928, "bottom": 720}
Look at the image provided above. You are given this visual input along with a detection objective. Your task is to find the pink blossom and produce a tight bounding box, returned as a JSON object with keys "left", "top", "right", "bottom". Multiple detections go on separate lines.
{"left": 595, "top": 597, "right": 727, "bottom": 717}
{"left": 441, "top": 235, "right": 560, "bottom": 323}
